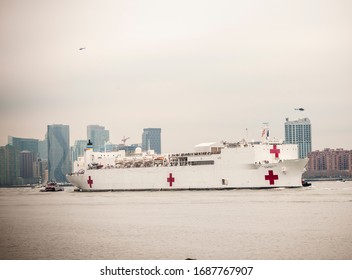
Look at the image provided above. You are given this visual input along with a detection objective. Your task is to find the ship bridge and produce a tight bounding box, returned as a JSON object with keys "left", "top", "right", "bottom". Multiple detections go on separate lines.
{"left": 194, "top": 142, "right": 223, "bottom": 154}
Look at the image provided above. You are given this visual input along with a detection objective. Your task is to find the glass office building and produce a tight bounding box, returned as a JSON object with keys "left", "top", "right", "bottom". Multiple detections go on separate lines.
{"left": 8, "top": 136, "right": 39, "bottom": 156}
{"left": 47, "top": 124, "right": 70, "bottom": 182}
{"left": 142, "top": 128, "right": 161, "bottom": 154}
{"left": 87, "top": 125, "right": 109, "bottom": 152}
{"left": 0, "top": 145, "right": 19, "bottom": 185}
{"left": 71, "top": 140, "right": 87, "bottom": 162}
{"left": 284, "top": 118, "right": 312, "bottom": 159}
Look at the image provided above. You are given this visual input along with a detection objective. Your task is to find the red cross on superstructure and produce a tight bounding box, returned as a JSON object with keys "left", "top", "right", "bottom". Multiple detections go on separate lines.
{"left": 270, "top": 144, "right": 281, "bottom": 158}
{"left": 265, "top": 170, "right": 279, "bottom": 185}
{"left": 87, "top": 176, "right": 93, "bottom": 188}
{"left": 167, "top": 173, "right": 175, "bottom": 187}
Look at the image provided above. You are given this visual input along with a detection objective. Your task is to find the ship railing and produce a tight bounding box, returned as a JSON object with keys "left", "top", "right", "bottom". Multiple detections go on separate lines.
{"left": 255, "top": 159, "right": 283, "bottom": 165}
{"left": 85, "top": 151, "right": 218, "bottom": 170}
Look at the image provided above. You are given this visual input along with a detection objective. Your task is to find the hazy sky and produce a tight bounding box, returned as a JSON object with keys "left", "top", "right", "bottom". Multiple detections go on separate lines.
{"left": 1, "top": 0, "right": 351, "bottom": 153}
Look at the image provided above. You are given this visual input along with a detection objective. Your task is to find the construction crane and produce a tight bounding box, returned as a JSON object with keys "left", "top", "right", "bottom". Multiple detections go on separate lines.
{"left": 121, "top": 136, "right": 130, "bottom": 146}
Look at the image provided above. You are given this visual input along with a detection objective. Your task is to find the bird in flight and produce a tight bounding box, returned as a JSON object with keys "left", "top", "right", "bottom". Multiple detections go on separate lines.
{"left": 294, "top": 108, "right": 304, "bottom": 111}
{"left": 79, "top": 47, "right": 86, "bottom": 50}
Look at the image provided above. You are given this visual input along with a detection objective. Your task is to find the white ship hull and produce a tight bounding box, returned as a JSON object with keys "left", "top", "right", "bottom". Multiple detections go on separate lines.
{"left": 67, "top": 142, "right": 307, "bottom": 191}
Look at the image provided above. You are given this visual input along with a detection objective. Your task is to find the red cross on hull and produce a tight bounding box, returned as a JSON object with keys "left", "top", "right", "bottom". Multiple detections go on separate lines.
{"left": 87, "top": 176, "right": 93, "bottom": 188}
{"left": 270, "top": 144, "right": 281, "bottom": 158}
{"left": 167, "top": 173, "right": 175, "bottom": 187}
{"left": 265, "top": 170, "right": 279, "bottom": 185}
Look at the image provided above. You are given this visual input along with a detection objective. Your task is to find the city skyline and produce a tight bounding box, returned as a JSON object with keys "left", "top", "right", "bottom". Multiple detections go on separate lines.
{"left": 1, "top": 0, "right": 352, "bottom": 153}
{"left": 1, "top": 114, "right": 350, "bottom": 154}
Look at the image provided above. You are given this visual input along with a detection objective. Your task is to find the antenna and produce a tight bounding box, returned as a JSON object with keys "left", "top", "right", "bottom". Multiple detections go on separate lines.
{"left": 244, "top": 128, "right": 248, "bottom": 140}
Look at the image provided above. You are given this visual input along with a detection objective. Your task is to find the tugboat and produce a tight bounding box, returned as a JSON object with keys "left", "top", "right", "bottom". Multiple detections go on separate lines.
{"left": 41, "top": 181, "right": 64, "bottom": 192}
{"left": 302, "top": 180, "right": 312, "bottom": 187}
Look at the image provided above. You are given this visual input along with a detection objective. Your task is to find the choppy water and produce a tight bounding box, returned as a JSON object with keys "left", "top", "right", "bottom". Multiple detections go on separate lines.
{"left": 0, "top": 181, "right": 351, "bottom": 260}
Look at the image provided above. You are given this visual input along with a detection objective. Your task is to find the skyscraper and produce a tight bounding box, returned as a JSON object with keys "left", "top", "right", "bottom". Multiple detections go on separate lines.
{"left": 0, "top": 145, "right": 19, "bottom": 186}
{"left": 19, "top": 151, "right": 36, "bottom": 178}
{"left": 38, "top": 137, "right": 48, "bottom": 160}
{"left": 142, "top": 128, "right": 161, "bottom": 154}
{"left": 47, "top": 124, "right": 70, "bottom": 182}
{"left": 71, "top": 140, "right": 87, "bottom": 162}
{"left": 87, "top": 125, "right": 109, "bottom": 152}
{"left": 284, "top": 118, "right": 312, "bottom": 158}
{"left": 8, "top": 136, "right": 39, "bottom": 183}
{"left": 8, "top": 136, "right": 39, "bottom": 156}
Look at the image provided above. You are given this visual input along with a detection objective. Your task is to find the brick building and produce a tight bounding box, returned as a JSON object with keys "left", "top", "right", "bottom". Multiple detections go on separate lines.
{"left": 305, "top": 149, "right": 352, "bottom": 179}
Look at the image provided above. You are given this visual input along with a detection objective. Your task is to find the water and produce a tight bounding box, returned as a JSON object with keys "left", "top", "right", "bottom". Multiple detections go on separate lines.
{"left": 0, "top": 181, "right": 351, "bottom": 260}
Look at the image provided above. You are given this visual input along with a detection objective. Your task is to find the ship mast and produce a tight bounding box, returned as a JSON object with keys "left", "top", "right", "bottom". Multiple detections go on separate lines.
{"left": 261, "top": 122, "right": 270, "bottom": 143}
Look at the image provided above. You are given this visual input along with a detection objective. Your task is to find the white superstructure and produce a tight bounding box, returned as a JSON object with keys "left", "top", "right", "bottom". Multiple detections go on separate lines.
{"left": 67, "top": 138, "right": 308, "bottom": 191}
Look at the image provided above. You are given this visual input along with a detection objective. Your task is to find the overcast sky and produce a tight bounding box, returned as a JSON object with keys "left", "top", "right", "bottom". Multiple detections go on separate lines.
{"left": 1, "top": 0, "right": 351, "bottom": 153}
